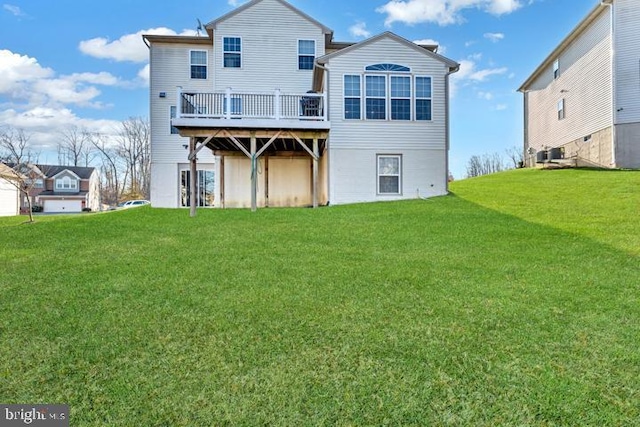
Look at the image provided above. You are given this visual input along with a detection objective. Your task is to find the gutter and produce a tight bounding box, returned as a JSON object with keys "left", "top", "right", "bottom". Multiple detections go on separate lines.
{"left": 601, "top": 0, "right": 616, "bottom": 167}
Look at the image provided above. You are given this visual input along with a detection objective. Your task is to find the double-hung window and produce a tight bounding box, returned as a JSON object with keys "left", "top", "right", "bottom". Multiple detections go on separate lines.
{"left": 390, "top": 76, "right": 411, "bottom": 120}
{"left": 344, "top": 75, "right": 361, "bottom": 119}
{"left": 553, "top": 59, "right": 560, "bottom": 79}
{"left": 366, "top": 75, "right": 386, "bottom": 120}
{"left": 415, "top": 77, "right": 432, "bottom": 121}
{"left": 190, "top": 50, "right": 207, "bottom": 79}
{"left": 223, "top": 37, "right": 241, "bottom": 68}
{"left": 298, "top": 40, "right": 315, "bottom": 70}
{"left": 557, "top": 98, "right": 565, "bottom": 120}
{"left": 377, "top": 155, "right": 401, "bottom": 195}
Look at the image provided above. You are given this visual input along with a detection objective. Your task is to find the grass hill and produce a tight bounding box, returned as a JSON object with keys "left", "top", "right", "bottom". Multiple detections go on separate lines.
{"left": 1, "top": 168, "right": 638, "bottom": 425}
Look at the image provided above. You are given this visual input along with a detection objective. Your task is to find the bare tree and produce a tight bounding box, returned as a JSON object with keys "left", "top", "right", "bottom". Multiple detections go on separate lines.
{"left": 0, "top": 126, "right": 41, "bottom": 223}
{"left": 57, "top": 125, "right": 95, "bottom": 167}
{"left": 116, "top": 117, "right": 150, "bottom": 199}
{"left": 505, "top": 146, "right": 524, "bottom": 169}
{"left": 466, "top": 152, "right": 507, "bottom": 178}
{"left": 90, "top": 132, "right": 123, "bottom": 206}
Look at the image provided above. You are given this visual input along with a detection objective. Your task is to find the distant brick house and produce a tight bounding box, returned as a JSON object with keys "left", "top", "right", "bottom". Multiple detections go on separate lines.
{"left": 17, "top": 164, "right": 101, "bottom": 213}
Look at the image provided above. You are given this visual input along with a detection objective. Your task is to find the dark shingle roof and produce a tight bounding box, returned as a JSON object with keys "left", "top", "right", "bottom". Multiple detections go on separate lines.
{"left": 36, "top": 165, "right": 95, "bottom": 180}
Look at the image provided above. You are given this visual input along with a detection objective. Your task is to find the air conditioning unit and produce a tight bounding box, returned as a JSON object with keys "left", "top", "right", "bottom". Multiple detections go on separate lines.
{"left": 536, "top": 150, "right": 548, "bottom": 163}
{"left": 549, "top": 147, "right": 565, "bottom": 160}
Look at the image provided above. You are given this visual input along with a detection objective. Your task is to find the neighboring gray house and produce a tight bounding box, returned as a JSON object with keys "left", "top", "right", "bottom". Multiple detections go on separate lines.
{"left": 145, "top": 0, "right": 458, "bottom": 210}
{"left": 518, "top": 0, "right": 640, "bottom": 169}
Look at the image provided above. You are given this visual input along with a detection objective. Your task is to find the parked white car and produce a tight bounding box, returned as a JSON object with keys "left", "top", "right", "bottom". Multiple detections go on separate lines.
{"left": 117, "top": 200, "right": 150, "bottom": 209}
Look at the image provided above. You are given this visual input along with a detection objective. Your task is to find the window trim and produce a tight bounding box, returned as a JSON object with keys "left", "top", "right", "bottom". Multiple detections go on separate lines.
{"left": 377, "top": 154, "right": 402, "bottom": 195}
{"left": 557, "top": 98, "right": 565, "bottom": 120}
{"left": 415, "top": 76, "right": 433, "bottom": 121}
{"left": 222, "top": 36, "right": 242, "bottom": 69}
{"left": 343, "top": 74, "right": 362, "bottom": 120}
{"left": 189, "top": 49, "right": 208, "bottom": 79}
{"left": 297, "top": 39, "right": 315, "bottom": 71}
{"left": 553, "top": 58, "right": 560, "bottom": 79}
{"left": 365, "top": 74, "right": 387, "bottom": 120}
{"left": 55, "top": 176, "right": 78, "bottom": 191}
{"left": 180, "top": 168, "right": 215, "bottom": 208}
{"left": 390, "top": 75, "right": 412, "bottom": 121}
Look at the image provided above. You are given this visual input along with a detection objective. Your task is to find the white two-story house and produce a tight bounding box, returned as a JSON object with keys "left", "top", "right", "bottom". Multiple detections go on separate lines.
{"left": 518, "top": 0, "right": 640, "bottom": 169}
{"left": 145, "top": 0, "right": 459, "bottom": 210}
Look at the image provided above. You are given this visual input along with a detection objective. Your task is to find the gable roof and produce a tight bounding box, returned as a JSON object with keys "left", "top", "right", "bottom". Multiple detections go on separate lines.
{"left": 206, "top": 0, "right": 332, "bottom": 35}
{"left": 0, "top": 163, "right": 22, "bottom": 181}
{"left": 36, "top": 165, "right": 96, "bottom": 180}
{"left": 518, "top": 2, "right": 609, "bottom": 92}
{"left": 316, "top": 31, "right": 459, "bottom": 71}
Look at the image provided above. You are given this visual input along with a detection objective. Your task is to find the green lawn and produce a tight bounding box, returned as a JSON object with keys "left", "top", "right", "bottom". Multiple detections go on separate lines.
{"left": 1, "top": 168, "right": 639, "bottom": 426}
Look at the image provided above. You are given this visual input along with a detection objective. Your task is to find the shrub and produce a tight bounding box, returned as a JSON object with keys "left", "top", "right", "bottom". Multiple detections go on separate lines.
{"left": 82, "top": 207, "right": 92, "bottom": 212}
{"left": 31, "top": 205, "right": 43, "bottom": 213}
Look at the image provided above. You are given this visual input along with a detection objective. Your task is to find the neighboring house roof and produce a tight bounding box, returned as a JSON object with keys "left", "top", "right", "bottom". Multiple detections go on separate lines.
{"left": 0, "top": 163, "right": 22, "bottom": 181}
{"left": 38, "top": 191, "right": 88, "bottom": 197}
{"left": 206, "top": 0, "right": 333, "bottom": 35}
{"left": 315, "top": 31, "right": 459, "bottom": 70}
{"left": 36, "top": 165, "right": 95, "bottom": 180}
{"left": 518, "top": 2, "right": 610, "bottom": 92}
{"left": 143, "top": 34, "right": 212, "bottom": 46}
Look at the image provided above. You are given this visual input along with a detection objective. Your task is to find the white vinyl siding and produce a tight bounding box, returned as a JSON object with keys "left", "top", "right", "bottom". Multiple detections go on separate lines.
{"left": 614, "top": 0, "right": 640, "bottom": 124}
{"left": 325, "top": 35, "right": 451, "bottom": 204}
{"left": 213, "top": 0, "right": 326, "bottom": 93}
{"left": 524, "top": 7, "right": 612, "bottom": 152}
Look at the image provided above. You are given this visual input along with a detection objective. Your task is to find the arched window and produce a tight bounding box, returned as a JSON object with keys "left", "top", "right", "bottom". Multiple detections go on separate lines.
{"left": 365, "top": 63, "right": 410, "bottom": 72}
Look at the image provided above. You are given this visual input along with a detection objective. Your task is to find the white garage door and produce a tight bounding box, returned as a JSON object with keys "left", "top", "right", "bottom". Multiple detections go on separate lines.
{"left": 44, "top": 199, "right": 82, "bottom": 213}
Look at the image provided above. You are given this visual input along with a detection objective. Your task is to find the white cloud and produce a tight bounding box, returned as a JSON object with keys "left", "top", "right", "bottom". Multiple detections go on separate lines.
{"left": 0, "top": 50, "right": 127, "bottom": 111}
{"left": 377, "top": 0, "right": 524, "bottom": 27}
{"left": 3, "top": 4, "right": 25, "bottom": 17}
{"left": 450, "top": 58, "right": 508, "bottom": 97}
{"left": 484, "top": 32, "right": 505, "bottom": 42}
{"left": 228, "top": 0, "right": 242, "bottom": 5}
{"left": 0, "top": 107, "right": 121, "bottom": 150}
{"left": 496, "top": 104, "right": 508, "bottom": 110}
{"left": 137, "top": 64, "right": 150, "bottom": 86}
{"left": 79, "top": 27, "right": 198, "bottom": 63}
{"left": 349, "top": 21, "right": 371, "bottom": 39}
{"left": 478, "top": 91, "right": 494, "bottom": 100}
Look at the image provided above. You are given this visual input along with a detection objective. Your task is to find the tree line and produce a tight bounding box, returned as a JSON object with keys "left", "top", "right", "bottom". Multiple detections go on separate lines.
{"left": 0, "top": 117, "right": 150, "bottom": 208}
{"left": 465, "top": 146, "right": 524, "bottom": 179}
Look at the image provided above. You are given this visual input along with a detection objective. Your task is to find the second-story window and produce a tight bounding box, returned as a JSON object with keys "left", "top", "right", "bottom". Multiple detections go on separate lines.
{"left": 344, "top": 75, "right": 361, "bottom": 119}
{"left": 553, "top": 59, "right": 560, "bottom": 79}
{"left": 298, "top": 40, "right": 315, "bottom": 70}
{"left": 223, "top": 37, "right": 242, "bottom": 68}
{"left": 557, "top": 98, "right": 565, "bottom": 120}
{"left": 56, "top": 176, "right": 77, "bottom": 190}
{"left": 366, "top": 75, "right": 386, "bottom": 120}
{"left": 415, "top": 77, "right": 432, "bottom": 121}
{"left": 190, "top": 50, "right": 207, "bottom": 79}
{"left": 390, "top": 76, "right": 411, "bottom": 120}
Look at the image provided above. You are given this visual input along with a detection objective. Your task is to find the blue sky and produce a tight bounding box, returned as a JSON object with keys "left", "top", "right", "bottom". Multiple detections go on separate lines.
{"left": 1, "top": 0, "right": 598, "bottom": 178}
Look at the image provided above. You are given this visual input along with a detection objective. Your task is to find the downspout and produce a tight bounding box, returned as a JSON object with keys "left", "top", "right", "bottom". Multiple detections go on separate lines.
{"left": 602, "top": 0, "right": 616, "bottom": 167}
{"left": 445, "top": 64, "right": 459, "bottom": 190}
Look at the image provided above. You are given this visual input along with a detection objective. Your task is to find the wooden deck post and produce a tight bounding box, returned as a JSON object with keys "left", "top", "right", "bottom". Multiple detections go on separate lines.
{"left": 312, "top": 138, "right": 319, "bottom": 208}
{"left": 250, "top": 132, "right": 257, "bottom": 212}
{"left": 189, "top": 137, "right": 197, "bottom": 217}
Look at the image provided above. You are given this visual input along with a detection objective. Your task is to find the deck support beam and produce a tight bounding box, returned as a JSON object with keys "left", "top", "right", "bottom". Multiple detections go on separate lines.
{"left": 250, "top": 132, "right": 257, "bottom": 212}
{"left": 189, "top": 137, "right": 197, "bottom": 217}
{"left": 312, "top": 138, "right": 318, "bottom": 208}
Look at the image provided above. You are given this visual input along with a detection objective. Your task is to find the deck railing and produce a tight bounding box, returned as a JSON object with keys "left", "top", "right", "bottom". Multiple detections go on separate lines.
{"left": 177, "top": 87, "right": 327, "bottom": 121}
